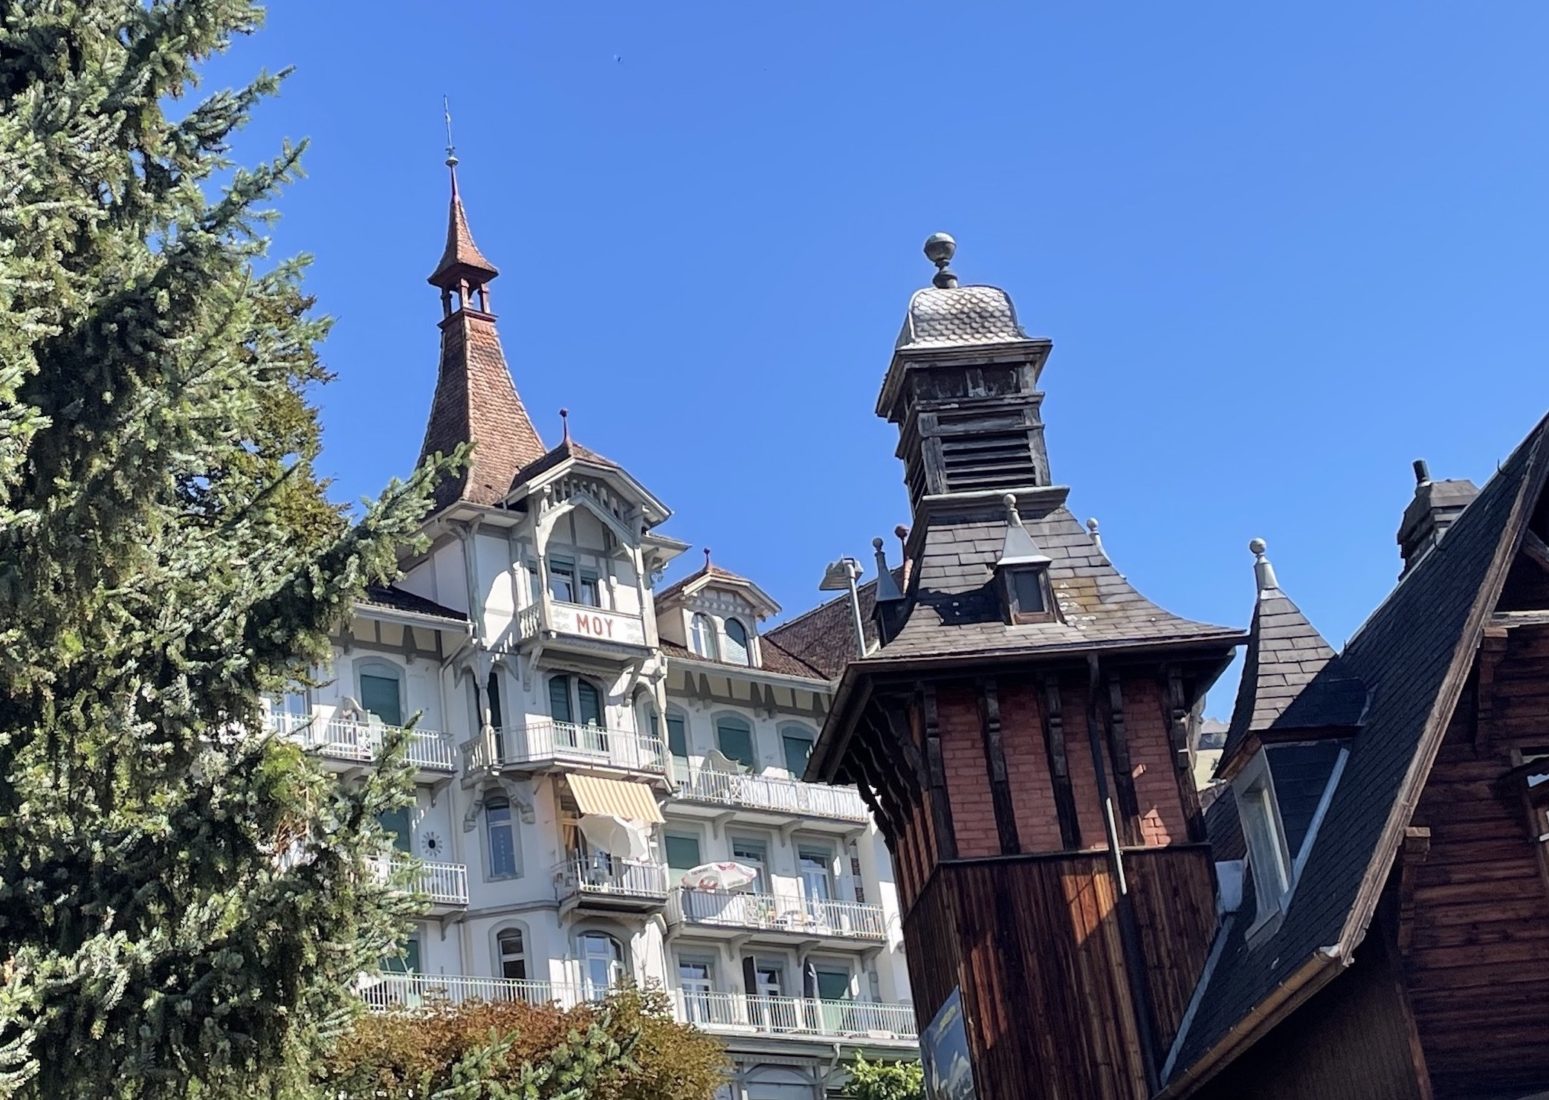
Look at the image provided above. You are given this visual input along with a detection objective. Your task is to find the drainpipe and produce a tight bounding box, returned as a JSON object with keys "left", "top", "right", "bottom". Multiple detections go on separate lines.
{"left": 1084, "top": 652, "right": 1161, "bottom": 1093}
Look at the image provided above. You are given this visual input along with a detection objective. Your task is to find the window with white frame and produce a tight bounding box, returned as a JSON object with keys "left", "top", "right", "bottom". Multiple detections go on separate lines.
{"left": 690, "top": 613, "right": 718, "bottom": 659}
{"left": 549, "top": 674, "right": 604, "bottom": 728}
{"left": 485, "top": 795, "right": 519, "bottom": 879}
{"left": 723, "top": 618, "right": 752, "bottom": 666}
{"left": 678, "top": 955, "right": 717, "bottom": 1024}
{"left": 1236, "top": 758, "right": 1291, "bottom": 928}
{"left": 579, "top": 931, "right": 625, "bottom": 997}
{"left": 716, "top": 715, "right": 757, "bottom": 771}
{"left": 547, "top": 550, "right": 604, "bottom": 608}
{"left": 356, "top": 659, "right": 404, "bottom": 727}
{"left": 496, "top": 926, "right": 528, "bottom": 981}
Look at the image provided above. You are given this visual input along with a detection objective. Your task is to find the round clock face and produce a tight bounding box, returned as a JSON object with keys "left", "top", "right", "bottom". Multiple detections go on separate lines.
{"left": 421, "top": 831, "right": 444, "bottom": 858}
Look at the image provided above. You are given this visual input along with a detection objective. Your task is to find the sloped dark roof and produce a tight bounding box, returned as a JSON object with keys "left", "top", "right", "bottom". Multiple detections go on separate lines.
{"left": 656, "top": 562, "right": 757, "bottom": 603}
{"left": 357, "top": 584, "right": 468, "bottom": 624}
{"left": 1204, "top": 786, "right": 1244, "bottom": 863}
{"left": 510, "top": 437, "right": 620, "bottom": 488}
{"left": 1169, "top": 414, "right": 1549, "bottom": 1087}
{"left": 896, "top": 284, "right": 1027, "bottom": 349}
{"left": 763, "top": 576, "right": 891, "bottom": 680}
{"left": 1220, "top": 586, "right": 1340, "bottom": 763}
{"left": 876, "top": 492, "right": 1239, "bottom": 660}
{"left": 659, "top": 637, "right": 825, "bottom": 681}
{"left": 428, "top": 170, "right": 498, "bottom": 284}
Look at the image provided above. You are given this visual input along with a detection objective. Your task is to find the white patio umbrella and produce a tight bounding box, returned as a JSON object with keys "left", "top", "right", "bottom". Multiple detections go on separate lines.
{"left": 680, "top": 861, "right": 759, "bottom": 892}
{"left": 577, "top": 814, "right": 652, "bottom": 861}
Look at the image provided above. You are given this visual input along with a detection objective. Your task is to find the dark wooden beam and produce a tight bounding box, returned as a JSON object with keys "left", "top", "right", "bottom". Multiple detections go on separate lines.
{"left": 1164, "top": 664, "right": 1208, "bottom": 843}
{"left": 977, "top": 677, "right": 1022, "bottom": 855}
{"left": 918, "top": 681, "right": 958, "bottom": 861}
{"left": 1105, "top": 674, "right": 1142, "bottom": 845}
{"left": 1522, "top": 530, "right": 1549, "bottom": 575}
{"left": 1474, "top": 626, "right": 1509, "bottom": 754}
{"left": 1038, "top": 671, "right": 1082, "bottom": 849}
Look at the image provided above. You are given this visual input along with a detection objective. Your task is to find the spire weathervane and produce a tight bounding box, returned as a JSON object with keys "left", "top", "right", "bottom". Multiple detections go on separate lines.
{"left": 443, "top": 95, "right": 458, "bottom": 168}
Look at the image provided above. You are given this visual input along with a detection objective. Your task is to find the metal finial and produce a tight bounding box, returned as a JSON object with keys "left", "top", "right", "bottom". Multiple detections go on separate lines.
{"left": 1250, "top": 537, "right": 1279, "bottom": 592}
{"left": 559, "top": 407, "right": 570, "bottom": 443}
{"left": 1087, "top": 517, "right": 1106, "bottom": 558}
{"left": 703, "top": 547, "right": 712, "bottom": 568}
{"left": 924, "top": 232, "right": 958, "bottom": 289}
{"left": 1002, "top": 492, "right": 1023, "bottom": 528}
{"left": 443, "top": 95, "right": 458, "bottom": 168}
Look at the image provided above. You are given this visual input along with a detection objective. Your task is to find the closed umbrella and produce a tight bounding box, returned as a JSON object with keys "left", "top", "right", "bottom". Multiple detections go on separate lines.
{"left": 578, "top": 814, "right": 651, "bottom": 861}
{"left": 680, "top": 861, "right": 759, "bottom": 892}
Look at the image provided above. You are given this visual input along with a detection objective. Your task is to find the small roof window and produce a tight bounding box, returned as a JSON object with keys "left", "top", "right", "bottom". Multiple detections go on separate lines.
{"left": 995, "top": 493, "right": 1057, "bottom": 624}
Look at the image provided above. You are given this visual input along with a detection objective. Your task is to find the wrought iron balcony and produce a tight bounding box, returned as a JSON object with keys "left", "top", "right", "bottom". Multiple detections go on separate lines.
{"left": 674, "top": 991, "right": 917, "bottom": 1045}
{"left": 267, "top": 712, "right": 456, "bottom": 774}
{"left": 463, "top": 721, "right": 667, "bottom": 778}
{"left": 668, "top": 888, "right": 888, "bottom": 943}
{"left": 370, "top": 857, "right": 469, "bottom": 912}
{"left": 676, "top": 766, "right": 870, "bottom": 823}
{"left": 553, "top": 856, "right": 668, "bottom": 912}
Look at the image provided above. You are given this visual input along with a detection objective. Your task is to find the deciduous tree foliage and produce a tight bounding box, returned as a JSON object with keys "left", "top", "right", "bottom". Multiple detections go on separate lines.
{"left": 842, "top": 1056, "right": 924, "bottom": 1100}
{"left": 0, "top": 1, "right": 459, "bottom": 1095}
{"left": 322, "top": 988, "right": 728, "bottom": 1100}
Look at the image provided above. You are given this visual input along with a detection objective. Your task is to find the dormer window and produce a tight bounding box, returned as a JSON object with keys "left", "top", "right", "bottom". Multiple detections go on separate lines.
{"left": 690, "top": 613, "right": 718, "bottom": 660}
{"left": 1234, "top": 751, "right": 1293, "bottom": 935}
{"left": 1003, "top": 565, "right": 1055, "bottom": 623}
{"left": 724, "top": 618, "right": 752, "bottom": 666}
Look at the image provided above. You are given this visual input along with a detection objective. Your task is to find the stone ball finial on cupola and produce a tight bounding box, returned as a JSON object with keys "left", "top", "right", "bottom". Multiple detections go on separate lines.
{"left": 1250, "top": 537, "right": 1279, "bottom": 593}
{"left": 924, "top": 232, "right": 958, "bottom": 289}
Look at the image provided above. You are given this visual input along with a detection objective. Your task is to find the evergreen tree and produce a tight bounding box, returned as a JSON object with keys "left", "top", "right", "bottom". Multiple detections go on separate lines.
{"left": 0, "top": 2, "right": 457, "bottom": 1095}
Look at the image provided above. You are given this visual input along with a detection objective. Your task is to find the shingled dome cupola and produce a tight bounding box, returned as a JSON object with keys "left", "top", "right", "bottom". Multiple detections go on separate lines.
{"left": 878, "top": 234, "right": 1055, "bottom": 513}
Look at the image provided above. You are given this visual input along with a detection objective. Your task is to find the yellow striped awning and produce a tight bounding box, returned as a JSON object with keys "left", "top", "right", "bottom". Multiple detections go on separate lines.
{"left": 566, "top": 774, "right": 664, "bottom": 824}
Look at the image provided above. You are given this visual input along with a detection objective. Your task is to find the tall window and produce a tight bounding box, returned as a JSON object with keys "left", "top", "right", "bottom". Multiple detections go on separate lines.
{"left": 485, "top": 796, "right": 518, "bottom": 879}
{"left": 782, "top": 730, "right": 814, "bottom": 777}
{"left": 665, "top": 834, "right": 702, "bottom": 879}
{"left": 497, "top": 927, "right": 527, "bottom": 981}
{"left": 579, "top": 932, "right": 624, "bottom": 997}
{"left": 379, "top": 808, "right": 412, "bottom": 855}
{"left": 723, "top": 619, "right": 751, "bottom": 666}
{"left": 690, "top": 613, "right": 718, "bottom": 660}
{"left": 487, "top": 671, "right": 504, "bottom": 729}
{"left": 666, "top": 709, "right": 689, "bottom": 762}
{"left": 358, "top": 662, "right": 403, "bottom": 726}
{"left": 549, "top": 558, "right": 577, "bottom": 603}
{"left": 716, "top": 715, "right": 757, "bottom": 771}
{"left": 799, "top": 847, "right": 834, "bottom": 905}
{"left": 678, "top": 957, "right": 716, "bottom": 1023}
{"left": 1242, "top": 781, "right": 1290, "bottom": 923}
{"left": 578, "top": 570, "right": 601, "bottom": 608}
{"left": 731, "top": 837, "right": 768, "bottom": 894}
{"left": 549, "top": 675, "right": 604, "bottom": 728}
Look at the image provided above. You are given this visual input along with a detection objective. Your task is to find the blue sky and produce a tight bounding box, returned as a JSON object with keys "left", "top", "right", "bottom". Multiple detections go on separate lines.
{"left": 209, "top": 3, "right": 1546, "bottom": 714}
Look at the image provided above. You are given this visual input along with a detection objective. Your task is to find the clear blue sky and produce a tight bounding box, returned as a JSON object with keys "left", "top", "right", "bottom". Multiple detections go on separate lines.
{"left": 209, "top": 3, "right": 1546, "bottom": 714}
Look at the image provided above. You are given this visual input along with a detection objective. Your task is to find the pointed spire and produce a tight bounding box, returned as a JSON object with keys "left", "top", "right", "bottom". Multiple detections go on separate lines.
{"left": 997, "top": 493, "right": 1050, "bottom": 567}
{"left": 1250, "top": 537, "right": 1279, "bottom": 592}
{"left": 873, "top": 537, "right": 904, "bottom": 602}
{"left": 428, "top": 98, "right": 498, "bottom": 291}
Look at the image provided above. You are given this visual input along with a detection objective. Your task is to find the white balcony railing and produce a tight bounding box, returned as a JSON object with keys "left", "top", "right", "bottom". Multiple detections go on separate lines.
{"left": 267, "top": 712, "right": 456, "bottom": 772}
{"left": 674, "top": 991, "right": 917, "bottom": 1043}
{"left": 464, "top": 721, "right": 667, "bottom": 776}
{"left": 371, "top": 857, "right": 469, "bottom": 908}
{"left": 670, "top": 888, "right": 888, "bottom": 941}
{"left": 678, "top": 767, "right": 870, "bottom": 822}
{"left": 554, "top": 857, "right": 669, "bottom": 903}
{"left": 361, "top": 974, "right": 589, "bottom": 1012}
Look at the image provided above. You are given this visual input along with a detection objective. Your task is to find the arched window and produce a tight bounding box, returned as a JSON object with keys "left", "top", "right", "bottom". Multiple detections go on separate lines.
{"left": 497, "top": 926, "right": 528, "bottom": 981}
{"left": 485, "top": 795, "right": 518, "bottom": 879}
{"left": 715, "top": 715, "right": 757, "bottom": 771}
{"left": 549, "top": 675, "right": 604, "bottom": 728}
{"left": 690, "top": 613, "right": 718, "bottom": 660}
{"left": 579, "top": 931, "right": 625, "bottom": 997}
{"left": 356, "top": 659, "right": 404, "bottom": 727}
{"left": 723, "top": 618, "right": 752, "bottom": 666}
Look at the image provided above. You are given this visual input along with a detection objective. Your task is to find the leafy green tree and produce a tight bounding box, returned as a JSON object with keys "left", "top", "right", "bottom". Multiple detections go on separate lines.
{"left": 0, "top": 1, "right": 456, "bottom": 1096}
{"left": 843, "top": 1055, "right": 925, "bottom": 1100}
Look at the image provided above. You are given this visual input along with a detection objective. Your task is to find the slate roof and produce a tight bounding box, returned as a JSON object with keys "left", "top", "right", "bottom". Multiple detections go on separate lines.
{"left": 874, "top": 494, "right": 1240, "bottom": 660}
{"left": 896, "top": 285, "right": 1027, "bottom": 349}
{"left": 357, "top": 584, "right": 468, "bottom": 624}
{"left": 1169, "top": 413, "right": 1549, "bottom": 1087}
{"left": 659, "top": 637, "right": 826, "bottom": 681}
{"left": 1219, "top": 585, "right": 1340, "bottom": 763}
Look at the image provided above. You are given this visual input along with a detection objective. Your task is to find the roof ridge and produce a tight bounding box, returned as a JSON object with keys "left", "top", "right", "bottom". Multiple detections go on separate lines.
{"left": 767, "top": 576, "right": 882, "bottom": 637}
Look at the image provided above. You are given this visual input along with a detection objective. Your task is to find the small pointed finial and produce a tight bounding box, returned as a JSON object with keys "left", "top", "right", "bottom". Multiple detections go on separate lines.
{"left": 924, "top": 232, "right": 958, "bottom": 289}
{"left": 703, "top": 547, "right": 712, "bottom": 569}
{"left": 1250, "top": 537, "right": 1279, "bottom": 592}
{"left": 1087, "top": 517, "right": 1106, "bottom": 558}
{"left": 443, "top": 95, "right": 458, "bottom": 169}
{"left": 1413, "top": 458, "right": 1431, "bottom": 487}
{"left": 559, "top": 407, "right": 570, "bottom": 443}
{"left": 1002, "top": 492, "right": 1023, "bottom": 528}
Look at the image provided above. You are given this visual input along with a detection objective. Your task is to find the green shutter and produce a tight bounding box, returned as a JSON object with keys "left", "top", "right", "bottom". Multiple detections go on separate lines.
{"left": 782, "top": 734, "right": 813, "bottom": 776}
{"left": 716, "top": 719, "right": 756, "bottom": 770}
{"left": 548, "top": 676, "right": 573, "bottom": 723}
{"left": 360, "top": 673, "right": 402, "bottom": 727}
{"left": 667, "top": 714, "right": 688, "bottom": 759}
{"left": 577, "top": 680, "right": 602, "bottom": 727}
{"left": 664, "top": 835, "right": 702, "bottom": 877}
{"left": 379, "top": 808, "right": 412, "bottom": 854}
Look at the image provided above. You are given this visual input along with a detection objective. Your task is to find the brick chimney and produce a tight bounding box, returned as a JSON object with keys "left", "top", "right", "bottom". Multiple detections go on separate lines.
{"left": 1397, "top": 459, "right": 1480, "bottom": 575}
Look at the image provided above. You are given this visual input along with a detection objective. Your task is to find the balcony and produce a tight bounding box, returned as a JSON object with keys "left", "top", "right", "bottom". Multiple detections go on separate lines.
{"left": 674, "top": 991, "right": 917, "bottom": 1048}
{"left": 463, "top": 721, "right": 667, "bottom": 781}
{"left": 667, "top": 888, "right": 888, "bottom": 945}
{"left": 515, "top": 601, "right": 649, "bottom": 655}
{"left": 371, "top": 857, "right": 469, "bottom": 915}
{"left": 674, "top": 767, "right": 871, "bottom": 826}
{"left": 362, "top": 974, "right": 590, "bottom": 1012}
{"left": 553, "top": 856, "right": 669, "bottom": 914}
{"left": 268, "top": 712, "right": 456, "bottom": 781}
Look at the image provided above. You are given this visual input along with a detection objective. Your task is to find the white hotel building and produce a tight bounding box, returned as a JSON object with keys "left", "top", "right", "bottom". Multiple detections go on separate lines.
{"left": 265, "top": 165, "right": 915, "bottom": 1100}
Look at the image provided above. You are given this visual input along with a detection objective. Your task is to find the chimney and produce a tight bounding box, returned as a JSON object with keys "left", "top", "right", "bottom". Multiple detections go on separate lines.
{"left": 1397, "top": 459, "right": 1479, "bottom": 576}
